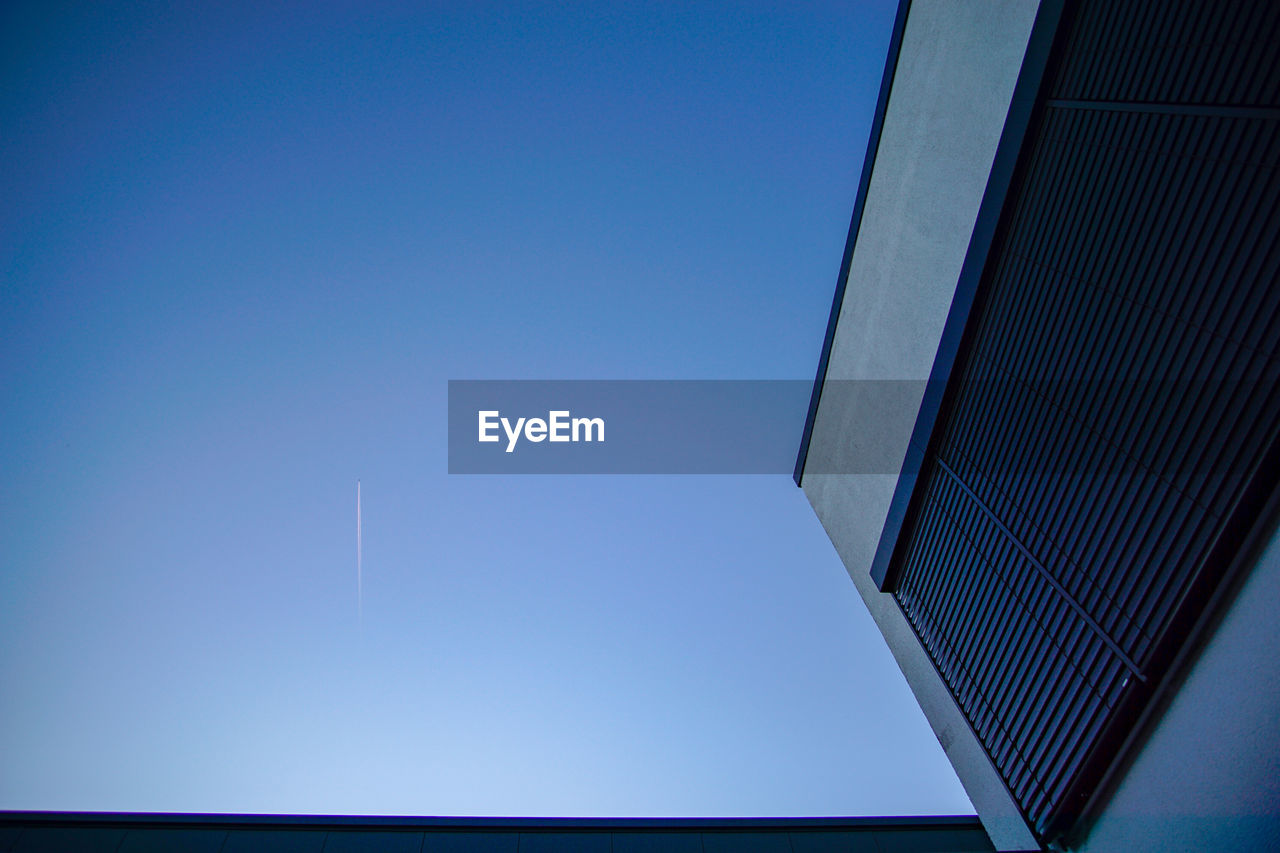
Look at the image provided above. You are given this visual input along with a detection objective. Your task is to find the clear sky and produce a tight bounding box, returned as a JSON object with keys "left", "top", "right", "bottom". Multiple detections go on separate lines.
{"left": 1, "top": 0, "right": 974, "bottom": 817}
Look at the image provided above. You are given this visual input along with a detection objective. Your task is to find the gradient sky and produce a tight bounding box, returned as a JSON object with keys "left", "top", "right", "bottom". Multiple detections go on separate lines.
{"left": 1, "top": 0, "right": 974, "bottom": 817}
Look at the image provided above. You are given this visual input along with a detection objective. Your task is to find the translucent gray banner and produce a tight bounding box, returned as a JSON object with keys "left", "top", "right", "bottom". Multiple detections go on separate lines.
{"left": 448, "top": 379, "right": 1278, "bottom": 475}
{"left": 447, "top": 380, "right": 925, "bottom": 474}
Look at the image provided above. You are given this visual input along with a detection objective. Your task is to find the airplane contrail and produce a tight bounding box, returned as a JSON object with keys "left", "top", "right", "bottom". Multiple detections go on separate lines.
{"left": 357, "top": 479, "right": 363, "bottom": 627}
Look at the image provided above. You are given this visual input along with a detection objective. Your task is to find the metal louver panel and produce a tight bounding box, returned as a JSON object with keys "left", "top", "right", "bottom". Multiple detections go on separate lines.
{"left": 885, "top": 0, "right": 1280, "bottom": 843}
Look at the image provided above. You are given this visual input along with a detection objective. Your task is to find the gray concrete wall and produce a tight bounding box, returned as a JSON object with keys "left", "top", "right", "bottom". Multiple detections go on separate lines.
{"left": 1072, "top": 521, "right": 1280, "bottom": 853}
{"left": 801, "top": 2, "right": 1042, "bottom": 850}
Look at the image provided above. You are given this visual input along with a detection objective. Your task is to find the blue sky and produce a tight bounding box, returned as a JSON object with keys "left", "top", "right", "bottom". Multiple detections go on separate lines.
{"left": 1, "top": 0, "right": 973, "bottom": 817}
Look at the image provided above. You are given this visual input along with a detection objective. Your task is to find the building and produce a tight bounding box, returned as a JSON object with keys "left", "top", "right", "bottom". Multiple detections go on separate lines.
{"left": 0, "top": 814, "right": 995, "bottom": 852}
{"left": 795, "top": 1, "right": 1280, "bottom": 851}
{"left": 5, "top": 4, "right": 1275, "bottom": 852}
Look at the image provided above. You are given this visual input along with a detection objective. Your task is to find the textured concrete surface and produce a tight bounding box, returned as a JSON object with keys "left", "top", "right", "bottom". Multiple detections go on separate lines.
{"left": 802, "top": 2, "right": 1041, "bottom": 850}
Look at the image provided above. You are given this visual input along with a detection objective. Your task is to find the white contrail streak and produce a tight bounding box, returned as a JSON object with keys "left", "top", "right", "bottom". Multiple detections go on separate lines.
{"left": 357, "top": 479, "right": 363, "bottom": 627}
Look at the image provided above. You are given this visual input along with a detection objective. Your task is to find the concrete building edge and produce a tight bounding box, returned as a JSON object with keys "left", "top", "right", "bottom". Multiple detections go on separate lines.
{"left": 798, "top": 0, "right": 1068, "bottom": 849}
{"left": 804, "top": 481, "right": 1040, "bottom": 853}
{"left": 794, "top": 0, "right": 914, "bottom": 486}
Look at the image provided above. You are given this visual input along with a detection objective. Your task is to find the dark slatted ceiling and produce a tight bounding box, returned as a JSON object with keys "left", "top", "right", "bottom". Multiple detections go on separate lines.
{"left": 887, "top": 0, "right": 1279, "bottom": 843}
{"left": 1050, "top": 0, "right": 1280, "bottom": 106}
